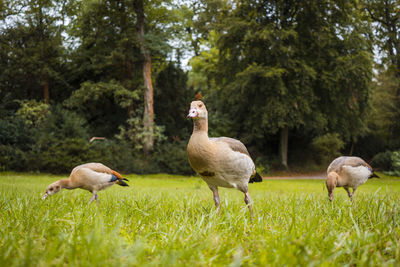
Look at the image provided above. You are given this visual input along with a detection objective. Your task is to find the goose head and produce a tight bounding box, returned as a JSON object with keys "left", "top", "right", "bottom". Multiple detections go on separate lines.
{"left": 187, "top": 100, "right": 208, "bottom": 120}
{"left": 42, "top": 181, "right": 62, "bottom": 199}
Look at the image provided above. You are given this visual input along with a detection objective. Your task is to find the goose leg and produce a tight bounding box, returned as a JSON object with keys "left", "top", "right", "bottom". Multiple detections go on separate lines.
{"left": 344, "top": 187, "right": 353, "bottom": 202}
{"left": 244, "top": 192, "right": 254, "bottom": 217}
{"left": 328, "top": 191, "right": 334, "bottom": 202}
{"left": 351, "top": 188, "right": 356, "bottom": 203}
{"left": 209, "top": 186, "right": 220, "bottom": 213}
{"left": 89, "top": 192, "right": 98, "bottom": 204}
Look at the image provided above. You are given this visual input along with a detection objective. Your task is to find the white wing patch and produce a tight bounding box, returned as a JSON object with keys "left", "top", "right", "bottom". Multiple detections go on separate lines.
{"left": 209, "top": 148, "right": 255, "bottom": 191}
{"left": 75, "top": 168, "right": 114, "bottom": 192}
{"left": 342, "top": 165, "right": 371, "bottom": 188}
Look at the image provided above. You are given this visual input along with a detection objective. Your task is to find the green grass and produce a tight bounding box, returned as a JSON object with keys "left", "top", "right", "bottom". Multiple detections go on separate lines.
{"left": 1, "top": 173, "right": 400, "bottom": 266}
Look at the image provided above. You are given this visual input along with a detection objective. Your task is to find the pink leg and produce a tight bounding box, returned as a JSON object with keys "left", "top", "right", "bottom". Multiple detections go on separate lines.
{"left": 244, "top": 192, "right": 254, "bottom": 217}
{"left": 209, "top": 186, "right": 220, "bottom": 213}
{"left": 89, "top": 192, "right": 98, "bottom": 204}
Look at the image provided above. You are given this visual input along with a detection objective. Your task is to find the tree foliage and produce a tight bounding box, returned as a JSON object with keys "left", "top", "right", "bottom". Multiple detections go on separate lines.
{"left": 189, "top": 0, "right": 374, "bottom": 167}
{"left": 0, "top": 0, "right": 70, "bottom": 104}
{"left": 0, "top": 0, "right": 398, "bottom": 173}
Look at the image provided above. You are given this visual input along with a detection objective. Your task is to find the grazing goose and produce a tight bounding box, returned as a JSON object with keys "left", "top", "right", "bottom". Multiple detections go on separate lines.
{"left": 42, "top": 163, "right": 129, "bottom": 203}
{"left": 326, "top": 156, "right": 379, "bottom": 202}
{"left": 187, "top": 100, "right": 262, "bottom": 215}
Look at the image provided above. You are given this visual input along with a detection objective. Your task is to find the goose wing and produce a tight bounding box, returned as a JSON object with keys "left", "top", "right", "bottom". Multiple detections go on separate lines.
{"left": 210, "top": 137, "right": 251, "bottom": 157}
{"left": 327, "top": 156, "right": 370, "bottom": 174}
{"left": 72, "top": 162, "right": 126, "bottom": 179}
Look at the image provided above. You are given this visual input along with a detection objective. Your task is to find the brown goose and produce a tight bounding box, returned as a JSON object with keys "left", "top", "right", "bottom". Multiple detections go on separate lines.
{"left": 326, "top": 156, "right": 379, "bottom": 201}
{"left": 42, "top": 163, "right": 129, "bottom": 203}
{"left": 187, "top": 100, "right": 262, "bottom": 215}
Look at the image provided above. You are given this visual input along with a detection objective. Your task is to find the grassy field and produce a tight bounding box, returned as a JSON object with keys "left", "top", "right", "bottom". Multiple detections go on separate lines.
{"left": 0, "top": 172, "right": 400, "bottom": 266}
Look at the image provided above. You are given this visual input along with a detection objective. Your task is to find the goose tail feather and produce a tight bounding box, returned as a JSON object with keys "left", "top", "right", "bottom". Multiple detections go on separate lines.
{"left": 249, "top": 172, "right": 263, "bottom": 183}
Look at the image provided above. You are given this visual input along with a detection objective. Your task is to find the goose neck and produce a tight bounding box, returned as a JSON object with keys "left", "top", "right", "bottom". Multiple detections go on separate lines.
{"left": 193, "top": 118, "right": 208, "bottom": 133}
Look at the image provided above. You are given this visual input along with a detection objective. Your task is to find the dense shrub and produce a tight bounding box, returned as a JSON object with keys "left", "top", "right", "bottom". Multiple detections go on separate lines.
{"left": 0, "top": 117, "right": 33, "bottom": 148}
{"left": 353, "top": 134, "right": 387, "bottom": 161}
{"left": 153, "top": 141, "right": 194, "bottom": 175}
{"left": 372, "top": 150, "right": 400, "bottom": 176}
{"left": 27, "top": 138, "right": 90, "bottom": 173}
{"left": 371, "top": 151, "right": 393, "bottom": 171}
{"left": 0, "top": 105, "right": 195, "bottom": 174}
{"left": 389, "top": 151, "right": 400, "bottom": 176}
{"left": 0, "top": 117, "right": 33, "bottom": 171}
{"left": 0, "top": 145, "right": 27, "bottom": 171}
{"left": 254, "top": 156, "right": 271, "bottom": 175}
{"left": 86, "top": 140, "right": 136, "bottom": 173}
{"left": 311, "top": 133, "right": 344, "bottom": 165}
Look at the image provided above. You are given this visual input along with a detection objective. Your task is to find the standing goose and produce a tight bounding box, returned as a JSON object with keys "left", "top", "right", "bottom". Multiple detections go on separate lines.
{"left": 326, "top": 156, "right": 379, "bottom": 202}
{"left": 187, "top": 100, "right": 262, "bottom": 215}
{"left": 42, "top": 163, "right": 129, "bottom": 203}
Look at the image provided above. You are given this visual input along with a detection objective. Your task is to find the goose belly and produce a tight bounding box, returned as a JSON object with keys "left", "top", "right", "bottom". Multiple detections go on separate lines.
{"left": 200, "top": 151, "right": 255, "bottom": 191}
{"left": 74, "top": 169, "right": 115, "bottom": 192}
{"left": 93, "top": 182, "right": 114, "bottom": 191}
{"left": 79, "top": 181, "right": 114, "bottom": 192}
{"left": 342, "top": 166, "right": 371, "bottom": 188}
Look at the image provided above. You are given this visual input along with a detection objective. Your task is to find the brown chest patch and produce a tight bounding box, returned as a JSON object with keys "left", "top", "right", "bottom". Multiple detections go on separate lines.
{"left": 200, "top": 171, "right": 215, "bottom": 177}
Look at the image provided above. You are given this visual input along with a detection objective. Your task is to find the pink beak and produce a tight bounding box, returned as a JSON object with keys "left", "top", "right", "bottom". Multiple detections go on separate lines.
{"left": 187, "top": 108, "right": 198, "bottom": 118}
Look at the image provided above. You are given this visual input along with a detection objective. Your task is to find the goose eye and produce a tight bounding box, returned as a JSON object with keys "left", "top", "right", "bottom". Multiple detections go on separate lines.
{"left": 49, "top": 188, "right": 53, "bottom": 191}
{"left": 198, "top": 104, "right": 203, "bottom": 108}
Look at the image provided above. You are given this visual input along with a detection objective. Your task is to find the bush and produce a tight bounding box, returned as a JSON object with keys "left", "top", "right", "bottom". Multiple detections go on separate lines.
{"left": 254, "top": 156, "right": 271, "bottom": 175}
{"left": 85, "top": 140, "right": 136, "bottom": 173}
{"left": 390, "top": 151, "right": 400, "bottom": 176}
{"left": 153, "top": 141, "right": 194, "bottom": 175}
{"left": 0, "top": 145, "right": 27, "bottom": 171}
{"left": 372, "top": 150, "right": 400, "bottom": 176}
{"left": 0, "top": 117, "right": 34, "bottom": 171}
{"left": 0, "top": 118, "right": 33, "bottom": 149}
{"left": 371, "top": 151, "right": 393, "bottom": 171}
{"left": 311, "top": 133, "right": 344, "bottom": 165}
{"left": 26, "top": 138, "right": 90, "bottom": 173}
{"left": 26, "top": 139, "right": 140, "bottom": 174}
{"left": 0, "top": 105, "right": 197, "bottom": 175}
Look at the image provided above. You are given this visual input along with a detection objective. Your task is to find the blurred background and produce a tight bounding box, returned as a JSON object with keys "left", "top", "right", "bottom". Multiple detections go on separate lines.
{"left": 0, "top": 0, "right": 399, "bottom": 175}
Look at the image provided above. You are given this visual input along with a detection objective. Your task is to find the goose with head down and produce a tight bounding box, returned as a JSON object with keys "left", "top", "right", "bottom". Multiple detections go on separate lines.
{"left": 187, "top": 100, "right": 262, "bottom": 215}
{"left": 326, "top": 156, "right": 379, "bottom": 202}
{"left": 42, "top": 163, "right": 129, "bottom": 203}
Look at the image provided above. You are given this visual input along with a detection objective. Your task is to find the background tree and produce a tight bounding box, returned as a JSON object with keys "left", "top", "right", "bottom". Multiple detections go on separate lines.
{"left": 0, "top": 0, "right": 70, "bottom": 105}
{"left": 364, "top": 0, "right": 400, "bottom": 81}
{"left": 134, "top": 0, "right": 155, "bottom": 155}
{"left": 189, "top": 0, "right": 373, "bottom": 169}
{"left": 67, "top": 0, "right": 141, "bottom": 138}
{"left": 0, "top": 0, "right": 397, "bottom": 174}
{"left": 361, "top": 0, "right": 400, "bottom": 155}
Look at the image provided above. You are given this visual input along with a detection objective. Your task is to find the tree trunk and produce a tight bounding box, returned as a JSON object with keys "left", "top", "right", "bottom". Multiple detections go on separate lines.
{"left": 142, "top": 53, "right": 154, "bottom": 155}
{"left": 43, "top": 73, "right": 49, "bottom": 104}
{"left": 280, "top": 126, "right": 289, "bottom": 170}
{"left": 349, "top": 141, "right": 354, "bottom": 156}
{"left": 134, "top": 0, "right": 154, "bottom": 155}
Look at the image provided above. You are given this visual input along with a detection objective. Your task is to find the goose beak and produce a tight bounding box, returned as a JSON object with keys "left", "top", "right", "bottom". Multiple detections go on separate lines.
{"left": 187, "top": 108, "right": 198, "bottom": 118}
{"left": 373, "top": 173, "right": 380, "bottom": 178}
{"left": 370, "top": 172, "right": 380, "bottom": 179}
{"left": 42, "top": 192, "right": 48, "bottom": 200}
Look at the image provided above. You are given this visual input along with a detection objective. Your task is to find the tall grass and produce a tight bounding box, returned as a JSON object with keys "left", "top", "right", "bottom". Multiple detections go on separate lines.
{"left": 0, "top": 173, "right": 399, "bottom": 266}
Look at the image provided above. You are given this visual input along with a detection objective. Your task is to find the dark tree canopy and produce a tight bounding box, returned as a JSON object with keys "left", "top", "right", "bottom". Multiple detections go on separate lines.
{"left": 0, "top": 0, "right": 398, "bottom": 173}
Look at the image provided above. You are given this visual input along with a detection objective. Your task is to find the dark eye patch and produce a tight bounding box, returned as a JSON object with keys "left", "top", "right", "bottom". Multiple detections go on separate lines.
{"left": 199, "top": 104, "right": 203, "bottom": 108}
